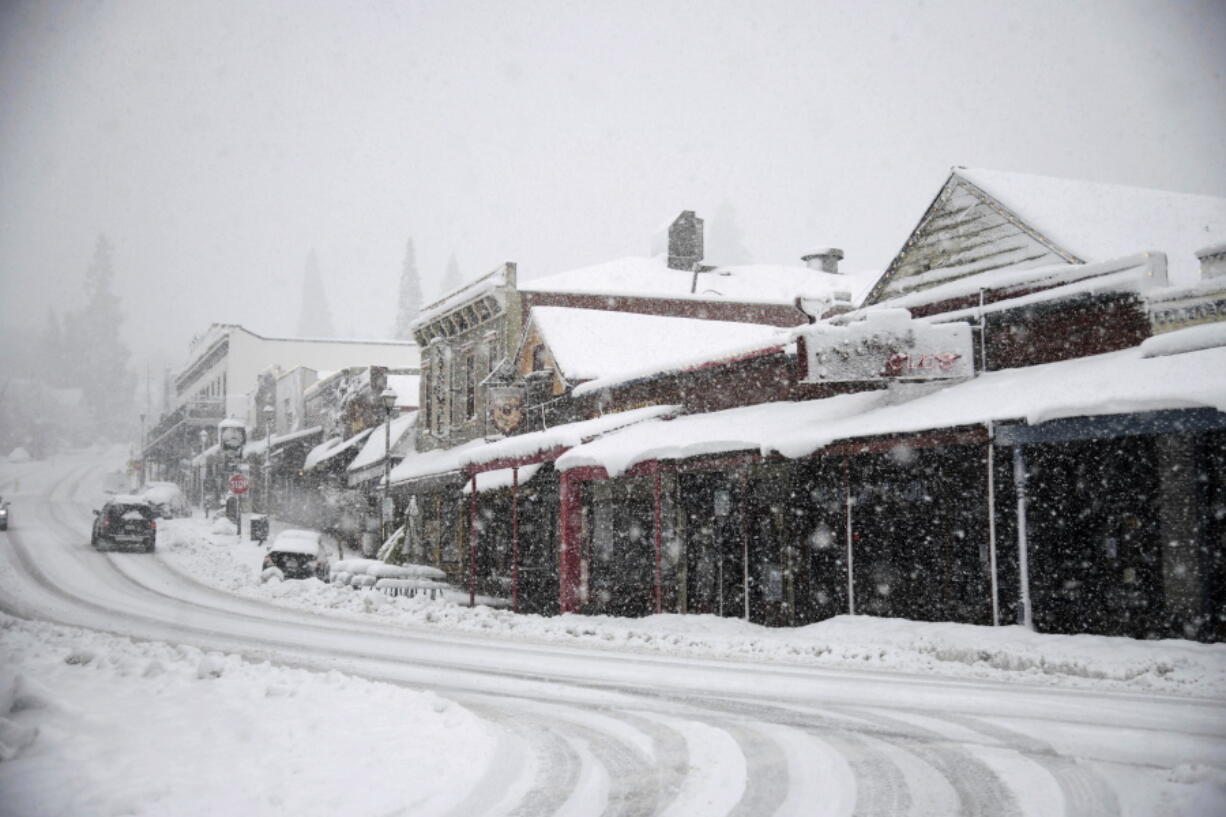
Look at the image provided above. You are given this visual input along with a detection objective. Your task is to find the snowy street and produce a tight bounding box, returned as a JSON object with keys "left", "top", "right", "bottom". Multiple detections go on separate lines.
{"left": 2, "top": 449, "right": 1224, "bottom": 816}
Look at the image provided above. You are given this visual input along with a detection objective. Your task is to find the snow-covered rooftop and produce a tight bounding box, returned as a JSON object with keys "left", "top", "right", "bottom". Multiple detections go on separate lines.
{"left": 521, "top": 256, "right": 880, "bottom": 306}
{"left": 530, "top": 306, "right": 787, "bottom": 384}
{"left": 557, "top": 324, "right": 1226, "bottom": 476}
{"left": 347, "top": 411, "right": 417, "bottom": 473}
{"left": 956, "top": 167, "right": 1226, "bottom": 288}
{"left": 303, "top": 428, "right": 373, "bottom": 471}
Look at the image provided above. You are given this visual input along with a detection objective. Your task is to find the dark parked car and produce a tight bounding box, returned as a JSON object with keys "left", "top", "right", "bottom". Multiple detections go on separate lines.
{"left": 0, "top": 498, "right": 8, "bottom": 531}
{"left": 261, "top": 530, "right": 329, "bottom": 581}
{"left": 92, "top": 496, "right": 157, "bottom": 552}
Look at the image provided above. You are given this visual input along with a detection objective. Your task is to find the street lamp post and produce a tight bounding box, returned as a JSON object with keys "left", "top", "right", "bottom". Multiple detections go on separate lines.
{"left": 262, "top": 404, "right": 275, "bottom": 516}
{"left": 198, "top": 429, "right": 209, "bottom": 517}
{"left": 139, "top": 413, "right": 146, "bottom": 489}
{"left": 380, "top": 388, "right": 398, "bottom": 545}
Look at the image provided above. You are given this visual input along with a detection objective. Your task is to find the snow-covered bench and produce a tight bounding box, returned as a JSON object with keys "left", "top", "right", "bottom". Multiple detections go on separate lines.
{"left": 373, "top": 578, "right": 450, "bottom": 600}
{"left": 330, "top": 558, "right": 451, "bottom": 598}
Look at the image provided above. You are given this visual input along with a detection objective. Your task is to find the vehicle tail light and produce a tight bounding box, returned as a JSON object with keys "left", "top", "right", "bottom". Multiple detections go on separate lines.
{"left": 150, "top": 521, "right": 157, "bottom": 530}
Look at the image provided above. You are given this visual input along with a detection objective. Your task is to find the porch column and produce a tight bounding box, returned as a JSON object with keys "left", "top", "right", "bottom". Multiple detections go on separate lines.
{"left": 1012, "top": 446, "right": 1033, "bottom": 629}
{"left": 653, "top": 462, "right": 663, "bottom": 615}
{"left": 468, "top": 472, "right": 478, "bottom": 608}
{"left": 558, "top": 469, "right": 583, "bottom": 613}
{"left": 511, "top": 466, "right": 520, "bottom": 614}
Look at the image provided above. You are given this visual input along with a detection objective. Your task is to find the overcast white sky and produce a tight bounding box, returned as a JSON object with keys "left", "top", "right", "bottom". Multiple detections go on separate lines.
{"left": 1, "top": 0, "right": 1224, "bottom": 368}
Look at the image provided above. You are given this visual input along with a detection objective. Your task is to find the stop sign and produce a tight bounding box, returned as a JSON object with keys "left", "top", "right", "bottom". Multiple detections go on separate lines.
{"left": 228, "top": 473, "right": 250, "bottom": 495}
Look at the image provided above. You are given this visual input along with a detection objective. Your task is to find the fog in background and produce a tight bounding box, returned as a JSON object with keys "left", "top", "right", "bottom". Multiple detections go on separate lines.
{"left": 1, "top": 0, "right": 1224, "bottom": 374}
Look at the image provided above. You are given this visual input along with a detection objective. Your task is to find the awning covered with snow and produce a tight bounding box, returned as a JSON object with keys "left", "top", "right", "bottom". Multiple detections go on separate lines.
{"left": 461, "top": 463, "right": 544, "bottom": 494}
{"left": 304, "top": 428, "right": 374, "bottom": 472}
{"left": 346, "top": 412, "right": 418, "bottom": 487}
{"left": 555, "top": 327, "right": 1226, "bottom": 477}
{"left": 387, "top": 404, "right": 678, "bottom": 490}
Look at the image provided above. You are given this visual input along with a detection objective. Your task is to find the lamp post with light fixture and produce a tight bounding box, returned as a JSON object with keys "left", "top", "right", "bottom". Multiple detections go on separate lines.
{"left": 199, "top": 429, "right": 209, "bottom": 517}
{"left": 262, "top": 404, "right": 275, "bottom": 515}
{"left": 380, "top": 387, "right": 398, "bottom": 545}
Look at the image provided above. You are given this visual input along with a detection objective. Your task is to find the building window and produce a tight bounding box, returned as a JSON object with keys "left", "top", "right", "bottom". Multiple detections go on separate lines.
{"left": 466, "top": 354, "right": 477, "bottom": 419}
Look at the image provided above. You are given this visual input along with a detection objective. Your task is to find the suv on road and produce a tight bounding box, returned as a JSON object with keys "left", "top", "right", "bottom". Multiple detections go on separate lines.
{"left": 92, "top": 496, "right": 157, "bottom": 552}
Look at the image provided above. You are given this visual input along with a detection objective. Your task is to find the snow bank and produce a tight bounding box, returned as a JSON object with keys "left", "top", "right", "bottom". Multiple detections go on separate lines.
{"left": 0, "top": 614, "right": 495, "bottom": 817}
{"left": 157, "top": 518, "right": 1226, "bottom": 698}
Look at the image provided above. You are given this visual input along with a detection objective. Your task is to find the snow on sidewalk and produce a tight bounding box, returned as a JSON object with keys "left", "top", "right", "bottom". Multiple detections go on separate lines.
{"left": 0, "top": 614, "right": 496, "bottom": 817}
{"left": 158, "top": 518, "right": 1226, "bottom": 699}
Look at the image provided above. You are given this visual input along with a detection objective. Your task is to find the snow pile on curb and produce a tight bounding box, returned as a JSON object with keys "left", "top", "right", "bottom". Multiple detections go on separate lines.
{"left": 156, "top": 519, "right": 1226, "bottom": 698}
{"left": 0, "top": 613, "right": 496, "bottom": 817}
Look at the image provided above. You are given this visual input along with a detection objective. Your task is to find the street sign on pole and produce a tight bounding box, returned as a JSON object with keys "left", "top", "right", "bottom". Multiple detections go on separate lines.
{"left": 228, "top": 473, "right": 250, "bottom": 495}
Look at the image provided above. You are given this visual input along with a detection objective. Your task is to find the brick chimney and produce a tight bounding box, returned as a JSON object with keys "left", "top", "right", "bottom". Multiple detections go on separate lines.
{"left": 668, "top": 211, "right": 704, "bottom": 271}
{"left": 802, "top": 247, "right": 844, "bottom": 274}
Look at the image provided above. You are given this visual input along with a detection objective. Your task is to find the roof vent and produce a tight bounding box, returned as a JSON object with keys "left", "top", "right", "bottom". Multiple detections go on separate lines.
{"left": 802, "top": 248, "right": 844, "bottom": 274}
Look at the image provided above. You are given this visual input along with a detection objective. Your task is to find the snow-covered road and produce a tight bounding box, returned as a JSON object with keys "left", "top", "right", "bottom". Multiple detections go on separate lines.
{"left": 2, "top": 451, "right": 1224, "bottom": 816}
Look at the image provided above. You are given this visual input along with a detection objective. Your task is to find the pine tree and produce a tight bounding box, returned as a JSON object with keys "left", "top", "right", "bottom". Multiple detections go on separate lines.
{"left": 73, "top": 235, "right": 135, "bottom": 439}
{"left": 298, "top": 249, "right": 336, "bottom": 338}
{"left": 439, "top": 252, "right": 462, "bottom": 297}
{"left": 393, "top": 237, "right": 424, "bottom": 339}
{"left": 40, "top": 308, "right": 65, "bottom": 387}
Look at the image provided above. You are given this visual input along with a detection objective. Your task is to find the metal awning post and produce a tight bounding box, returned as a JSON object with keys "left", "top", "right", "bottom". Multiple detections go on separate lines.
{"left": 740, "top": 468, "right": 750, "bottom": 622}
{"left": 511, "top": 466, "right": 520, "bottom": 614}
{"left": 986, "top": 424, "right": 1000, "bottom": 626}
{"left": 468, "top": 471, "right": 478, "bottom": 608}
{"left": 653, "top": 462, "right": 663, "bottom": 615}
{"left": 844, "top": 456, "right": 855, "bottom": 616}
{"left": 1012, "top": 445, "right": 1033, "bottom": 629}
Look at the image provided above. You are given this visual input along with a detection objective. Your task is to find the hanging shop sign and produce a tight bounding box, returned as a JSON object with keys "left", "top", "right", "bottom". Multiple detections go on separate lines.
{"left": 218, "top": 418, "right": 247, "bottom": 471}
{"left": 488, "top": 385, "right": 527, "bottom": 435}
{"left": 800, "top": 309, "right": 974, "bottom": 384}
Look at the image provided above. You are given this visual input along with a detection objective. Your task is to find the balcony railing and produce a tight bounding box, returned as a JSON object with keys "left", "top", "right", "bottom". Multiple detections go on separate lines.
{"left": 146, "top": 398, "right": 228, "bottom": 454}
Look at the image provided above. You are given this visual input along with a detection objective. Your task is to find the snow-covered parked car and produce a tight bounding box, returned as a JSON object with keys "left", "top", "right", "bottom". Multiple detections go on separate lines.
{"left": 92, "top": 496, "right": 157, "bottom": 552}
{"left": 261, "top": 530, "right": 330, "bottom": 582}
{"left": 140, "top": 481, "right": 189, "bottom": 519}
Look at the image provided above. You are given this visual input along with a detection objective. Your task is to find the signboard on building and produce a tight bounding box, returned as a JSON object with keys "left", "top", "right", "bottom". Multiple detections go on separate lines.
{"left": 800, "top": 309, "right": 974, "bottom": 384}
{"left": 1147, "top": 286, "right": 1226, "bottom": 335}
{"left": 218, "top": 418, "right": 246, "bottom": 471}
{"left": 488, "top": 385, "right": 526, "bottom": 435}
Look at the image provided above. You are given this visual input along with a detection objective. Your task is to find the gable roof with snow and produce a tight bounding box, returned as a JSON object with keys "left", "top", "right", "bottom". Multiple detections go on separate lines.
{"left": 521, "top": 256, "right": 880, "bottom": 308}
{"left": 527, "top": 306, "right": 787, "bottom": 385}
{"left": 865, "top": 167, "right": 1226, "bottom": 305}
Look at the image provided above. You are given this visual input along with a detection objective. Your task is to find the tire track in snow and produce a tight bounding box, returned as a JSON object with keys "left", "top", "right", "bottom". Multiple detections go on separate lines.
{"left": 937, "top": 713, "right": 1120, "bottom": 817}
{"left": 838, "top": 708, "right": 1021, "bottom": 816}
